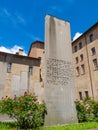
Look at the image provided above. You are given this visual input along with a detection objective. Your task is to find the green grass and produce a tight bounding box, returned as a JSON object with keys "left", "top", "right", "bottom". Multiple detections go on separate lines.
{"left": 37, "top": 122, "right": 98, "bottom": 130}
{"left": 0, "top": 122, "right": 98, "bottom": 130}
{"left": 0, "top": 122, "right": 16, "bottom": 130}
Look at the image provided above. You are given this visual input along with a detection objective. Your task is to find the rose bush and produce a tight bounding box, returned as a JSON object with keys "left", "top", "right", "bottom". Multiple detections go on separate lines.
{"left": 0, "top": 92, "right": 47, "bottom": 129}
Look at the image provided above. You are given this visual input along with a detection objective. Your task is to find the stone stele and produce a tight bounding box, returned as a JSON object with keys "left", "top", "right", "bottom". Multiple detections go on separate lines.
{"left": 44, "top": 15, "right": 78, "bottom": 126}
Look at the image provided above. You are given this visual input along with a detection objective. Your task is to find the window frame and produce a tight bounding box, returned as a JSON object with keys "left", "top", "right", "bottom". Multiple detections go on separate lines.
{"left": 79, "top": 91, "right": 83, "bottom": 100}
{"left": 93, "top": 58, "right": 98, "bottom": 69}
{"left": 7, "top": 63, "right": 12, "bottom": 73}
{"left": 79, "top": 42, "right": 83, "bottom": 49}
{"left": 29, "top": 66, "right": 33, "bottom": 75}
{"left": 80, "top": 54, "right": 83, "bottom": 61}
{"left": 81, "top": 64, "right": 85, "bottom": 74}
{"left": 74, "top": 45, "right": 77, "bottom": 52}
{"left": 75, "top": 57, "right": 78, "bottom": 64}
{"left": 76, "top": 66, "right": 80, "bottom": 76}
{"left": 89, "top": 34, "right": 93, "bottom": 43}
{"left": 91, "top": 47, "right": 96, "bottom": 55}
{"left": 85, "top": 91, "right": 89, "bottom": 98}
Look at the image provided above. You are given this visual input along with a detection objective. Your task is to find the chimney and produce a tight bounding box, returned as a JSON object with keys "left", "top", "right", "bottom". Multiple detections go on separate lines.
{"left": 19, "top": 49, "right": 23, "bottom": 55}
{"left": 16, "top": 49, "right": 23, "bottom": 55}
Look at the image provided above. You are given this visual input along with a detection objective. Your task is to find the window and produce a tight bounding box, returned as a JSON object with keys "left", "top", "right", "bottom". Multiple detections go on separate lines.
{"left": 75, "top": 57, "right": 78, "bottom": 63}
{"left": 74, "top": 46, "right": 77, "bottom": 52}
{"left": 93, "top": 59, "right": 98, "bottom": 69}
{"left": 29, "top": 66, "right": 33, "bottom": 75}
{"left": 89, "top": 34, "right": 93, "bottom": 43}
{"left": 79, "top": 92, "right": 83, "bottom": 100}
{"left": 7, "top": 63, "right": 12, "bottom": 73}
{"left": 81, "top": 64, "right": 85, "bottom": 74}
{"left": 85, "top": 91, "right": 89, "bottom": 98}
{"left": 38, "top": 44, "right": 40, "bottom": 48}
{"left": 39, "top": 69, "right": 42, "bottom": 82}
{"left": 80, "top": 54, "right": 83, "bottom": 61}
{"left": 91, "top": 47, "right": 96, "bottom": 55}
{"left": 79, "top": 42, "right": 82, "bottom": 49}
{"left": 76, "top": 67, "right": 80, "bottom": 76}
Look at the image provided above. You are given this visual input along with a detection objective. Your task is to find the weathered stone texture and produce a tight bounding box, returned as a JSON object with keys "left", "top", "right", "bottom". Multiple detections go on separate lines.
{"left": 44, "top": 15, "right": 77, "bottom": 126}
{"left": 0, "top": 62, "right": 7, "bottom": 98}
{"left": 10, "top": 75, "right": 20, "bottom": 97}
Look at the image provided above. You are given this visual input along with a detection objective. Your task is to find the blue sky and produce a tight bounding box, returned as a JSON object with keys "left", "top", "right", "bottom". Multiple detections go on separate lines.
{"left": 0, "top": 0, "right": 98, "bottom": 54}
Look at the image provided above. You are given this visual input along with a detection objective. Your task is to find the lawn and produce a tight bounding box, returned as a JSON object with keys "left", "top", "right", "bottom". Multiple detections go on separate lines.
{"left": 0, "top": 122, "right": 98, "bottom": 130}
{"left": 0, "top": 122, "right": 15, "bottom": 130}
{"left": 39, "top": 122, "right": 98, "bottom": 130}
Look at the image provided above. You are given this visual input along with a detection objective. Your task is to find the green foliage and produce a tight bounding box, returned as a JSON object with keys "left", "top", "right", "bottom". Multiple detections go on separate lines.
{"left": 0, "top": 92, "right": 47, "bottom": 129}
{"left": 75, "top": 98, "right": 98, "bottom": 122}
{"left": 0, "top": 122, "right": 15, "bottom": 130}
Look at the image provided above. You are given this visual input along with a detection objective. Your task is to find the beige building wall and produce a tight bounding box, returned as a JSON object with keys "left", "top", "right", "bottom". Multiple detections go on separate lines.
{"left": 86, "top": 25, "right": 98, "bottom": 100}
{"left": 28, "top": 41, "right": 45, "bottom": 102}
{"left": 72, "top": 36, "right": 93, "bottom": 100}
{"left": 0, "top": 52, "right": 40, "bottom": 99}
{"left": 29, "top": 41, "right": 44, "bottom": 58}
{"left": 4, "top": 63, "right": 29, "bottom": 97}
{"left": 72, "top": 23, "right": 98, "bottom": 100}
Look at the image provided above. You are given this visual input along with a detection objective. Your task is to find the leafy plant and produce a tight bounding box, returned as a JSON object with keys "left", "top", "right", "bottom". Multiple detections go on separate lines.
{"left": 75, "top": 98, "right": 98, "bottom": 122}
{"left": 0, "top": 92, "right": 47, "bottom": 129}
{"left": 75, "top": 100, "right": 87, "bottom": 122}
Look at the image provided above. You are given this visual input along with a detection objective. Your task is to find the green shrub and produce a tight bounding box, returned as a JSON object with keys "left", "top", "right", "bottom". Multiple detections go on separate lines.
{"left": 0, "top": 92, "right": 47, "bottom": 129}
{"left": 75, "top": 98, "right": 98, "bottom": 122}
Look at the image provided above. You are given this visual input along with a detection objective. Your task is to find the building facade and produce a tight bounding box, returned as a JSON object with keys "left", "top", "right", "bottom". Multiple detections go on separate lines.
{"left": 0, "top": 50, "right": 41, "bottom": 99}
{"left": 28, "top": 41, "right": 45, "bottom": 102}
{"left": 29, "top": 22, "right": 98, "bottom": 101}
{"left": 0, "top": 22, "right": 98, "bottom": 101}
{"left": 72, "top": 22, "right": 98, "bottom": 100}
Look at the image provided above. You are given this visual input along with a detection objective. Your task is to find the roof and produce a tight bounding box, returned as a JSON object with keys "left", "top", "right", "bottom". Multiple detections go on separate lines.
{"left": 72, "top": 22, "right": 98, "bottom": 44}
{"left": 0, "top": 51, "right": 40, "bottom": 66}
{"left": 28, "top": 41, "right": 44, "bottom": 56}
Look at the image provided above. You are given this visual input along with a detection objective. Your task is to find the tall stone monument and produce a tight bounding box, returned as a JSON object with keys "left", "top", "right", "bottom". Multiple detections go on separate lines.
{"left": 44, "top": 15, "right": 77, "bottom": 126}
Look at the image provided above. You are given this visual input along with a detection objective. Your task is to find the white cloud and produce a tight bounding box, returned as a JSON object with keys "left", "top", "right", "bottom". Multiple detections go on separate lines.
{"left": 73, "top": 32, "right": 82, "bottom": 41}
{"left": 0, "top": 45, "right": 27, "bottom": 56}
{"left": 2, "top": 8, "right": 11, "bottom": 17}
{"left": 16, "top": 15, "right": 26, "bottom": 25}
{"left": 0, "top": 8, "right": 26, "bottom": 26}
